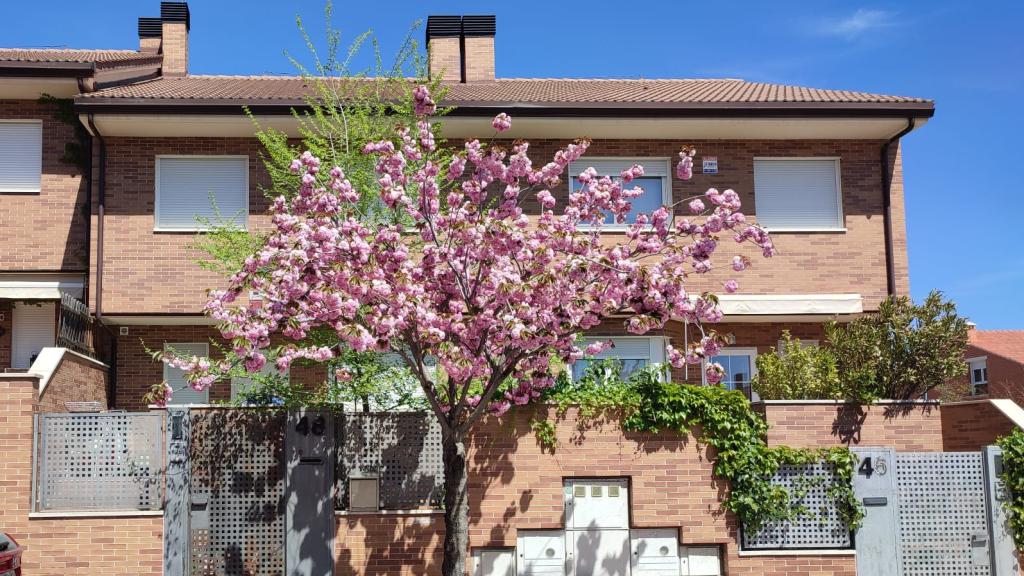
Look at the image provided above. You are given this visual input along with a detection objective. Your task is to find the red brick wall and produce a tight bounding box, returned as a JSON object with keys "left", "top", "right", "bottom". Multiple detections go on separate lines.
{"left": 333, "top": 406, "right": 859, "bottom": 575}
{"left": 37, "top": 350, "right": 110, "bottom": 412}
{"left": 89, "top": 136, "right": 274, "bottom": 314}
{"left": 761, "top": 401, "right": 943, "bottom": 450}
{"left": 0, "top": 375, "right": 163, "bottom": 575}
{"left": 113, "top": 324, "right": 326, "bottom": 410}
{"left": 0, "top": 100, "right": 89, "bottom": 272}
{"left": 91, "top": 137, "right": 901, "bottom": 314}
{"left": 941, "top": 400, "right": 1018, "bottom": 451}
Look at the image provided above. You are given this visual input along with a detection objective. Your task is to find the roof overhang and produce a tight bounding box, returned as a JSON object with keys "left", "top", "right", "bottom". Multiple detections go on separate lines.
{"left": 100, "top": 314, "right": 215, "bottom": 326}
{"left": 79, "top": 111, "right": 928, "bottom": 140}
{"left": 0, "top": 77, "right": 81, "bottom": 99}
{"left": 0, "top": 273, "right": 84, "bottom": 300}
{"left": 716, "top": 293, "right": 864, "bottom": 322}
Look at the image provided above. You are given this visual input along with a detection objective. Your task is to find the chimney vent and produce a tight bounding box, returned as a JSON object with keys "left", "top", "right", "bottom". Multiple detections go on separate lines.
{"left": 160, "top": 1, "right": 190, "bottom": 31}
{"left": 425, "top": 15, "right": 496, "bottom": 83}
{"left": 160, "top": 2, "right": 190, "bottom": 76}
{"left": 138, "top": 17, "right": 162, "bottom": 53}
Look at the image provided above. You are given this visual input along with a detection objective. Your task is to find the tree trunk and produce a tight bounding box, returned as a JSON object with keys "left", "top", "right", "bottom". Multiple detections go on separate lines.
{"left": 441, "top": 432, "right": 470, "bottom": 576}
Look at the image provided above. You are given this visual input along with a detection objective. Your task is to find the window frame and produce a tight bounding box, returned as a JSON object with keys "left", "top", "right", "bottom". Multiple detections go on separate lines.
{"left": 566, "top": 157, "right": 672, "bottom": 230}
{"left": 154, "top": 154, "right": 250, "bottom": 232}
{"left": 573, "top": 335, "right": 666, "bottom": 381}
{"left": 967, "top": 356, "right": 988, "bottom": 396}
{"left": 704, "top": 347, "right": 759, "bottom": 390}
{"left": 752, "top": 157, "right": 845, "bottom": 233}
{"left": 0, "top": 119, "right": 43, "bottom": 194}
{"left": 163, "top": 342, "right": 210, "bottom": 405}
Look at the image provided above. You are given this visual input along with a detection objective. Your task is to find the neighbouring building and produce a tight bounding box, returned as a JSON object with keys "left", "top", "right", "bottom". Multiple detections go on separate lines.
{"left": 9, "top": 4, "right": 1019, "bottom": 576}
{"left": 952, "top": 329, "right": 1024, "bottom": 404}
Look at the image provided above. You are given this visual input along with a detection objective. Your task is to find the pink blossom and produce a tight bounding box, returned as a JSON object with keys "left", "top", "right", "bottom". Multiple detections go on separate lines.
{"left": 724, "top": 279, "right": 739, "bottom": 294}
{"left": 172, "top": 86, "right": 775, "bottom": 424}
{"left": 491, "top": 113, "right": 512, "bottom": 132}
{"left": 688, "top": 199, "right": 705, "bottom": 214}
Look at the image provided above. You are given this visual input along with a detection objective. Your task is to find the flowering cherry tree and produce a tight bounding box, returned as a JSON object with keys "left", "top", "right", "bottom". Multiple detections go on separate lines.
{"left": 167, "top": 85, "right": 774, "bottom": 575}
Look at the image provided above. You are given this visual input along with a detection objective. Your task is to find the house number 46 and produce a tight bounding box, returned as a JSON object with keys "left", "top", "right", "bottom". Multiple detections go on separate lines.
{"left": 858, "top": 456, "right": 888, "bottom": 478}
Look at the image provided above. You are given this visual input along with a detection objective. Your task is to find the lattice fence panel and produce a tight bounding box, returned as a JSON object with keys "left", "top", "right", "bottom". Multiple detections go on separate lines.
{"left": 337, "top": 412, "right": 444, "bottom": 510}
{"left": 896, "top": 452, "right": 990, "bottom": 576}
{"left": 189, "top": 410, "right": 286, "bottom": 576}
{"left": 38, "top": 412, "right": 164, "bottom": 511}
{"left": 741, "top": 461, "right": 852, "bottom": 550}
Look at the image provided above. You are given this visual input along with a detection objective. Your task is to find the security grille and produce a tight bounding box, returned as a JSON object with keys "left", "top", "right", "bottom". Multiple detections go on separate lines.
{"left": 742, "top": 462, "right": 852, "bottom": 550}
{"left": 895, "top": 452, "right": 990, "bottom": 576}
{"left": 337, "top": 412, "right": 444, "bottom": 510}
{"left": 189, "top": 410, "right": 286, "bottom": 576}
{"left": 37, "top": 412, "right": 163, "bottom": 511}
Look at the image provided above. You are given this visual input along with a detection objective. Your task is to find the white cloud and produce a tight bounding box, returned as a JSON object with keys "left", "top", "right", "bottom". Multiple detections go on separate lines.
{"left": 814, "top": 9, "right": 897, "bottom": 40}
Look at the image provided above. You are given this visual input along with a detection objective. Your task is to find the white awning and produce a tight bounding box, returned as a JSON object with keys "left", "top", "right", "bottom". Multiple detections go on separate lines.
{"left": 718, "top": 294, "right": 863, "bottom": 317}
{"left": 0, "top": 274, "right": 84, "bottom": 300}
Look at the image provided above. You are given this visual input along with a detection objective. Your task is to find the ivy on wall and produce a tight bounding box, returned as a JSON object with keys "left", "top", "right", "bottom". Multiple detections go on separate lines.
{"left": 531, "top": 362, "right": 864, "bottom": 534}
{"left": 996, "top": 429, "right": 1024, "bottom": 547}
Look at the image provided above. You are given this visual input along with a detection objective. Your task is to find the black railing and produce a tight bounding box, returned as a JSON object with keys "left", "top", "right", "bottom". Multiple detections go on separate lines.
{"left": 56, "top": 293, "right": 114, "bottom": 365}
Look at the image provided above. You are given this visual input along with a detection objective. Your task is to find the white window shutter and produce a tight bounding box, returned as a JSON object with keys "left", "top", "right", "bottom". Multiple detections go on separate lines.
{"left": 569, "top": 158, "right": 669, "bottom": 178}
{"left": 156, "top": 157, "right": 248, "bottom": 230}
{"left": 164, "top": 342, "right": 210, "bottom": 404}
{"left": 12, "top": 302, "right": 55, "bottom": 368}
{"left": 754, "top": 159, "right": 842, "bottom": 230}
{"left": 0, "top": 121, "right": 42, "bottom": 193}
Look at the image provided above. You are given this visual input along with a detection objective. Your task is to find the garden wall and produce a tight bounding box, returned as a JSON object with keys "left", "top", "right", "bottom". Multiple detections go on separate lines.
{"left": 759, "top": 400, "right": 944, "bottom": 450}
{"left": 36, "top": 348, "right": 110, "bottom": 412}
{"left": 0, "top": 374, "right": 163, "bottom": 575}
{"left": 942, "top": 399, "right": 1024, "bottom": 451}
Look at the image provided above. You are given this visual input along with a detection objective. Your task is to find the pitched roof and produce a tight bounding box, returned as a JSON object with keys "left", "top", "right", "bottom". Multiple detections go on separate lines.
{"left": 0, "top": 48, "right": 162, "bottom": 71}
{"left": 970, "top": 330, "right": 1024, "bottom": 366}
{"left": 75, "top": 75, "right": 934, "bottom": 117}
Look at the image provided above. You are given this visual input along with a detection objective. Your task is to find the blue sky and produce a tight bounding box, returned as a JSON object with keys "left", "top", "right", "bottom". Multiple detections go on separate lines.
{"left": 7, "top": 1, "right": 1023, "bottom": 328}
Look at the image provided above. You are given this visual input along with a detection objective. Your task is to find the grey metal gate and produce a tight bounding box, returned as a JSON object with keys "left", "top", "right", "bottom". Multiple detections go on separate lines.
{"left": 853, "top": 447, "right": 1019, "bottom": 576}
{"left": 36, "top": 411, "right": 164, "bottom": 511}
{"left": 189, "top": 409, "right": 287, "bottom": 576}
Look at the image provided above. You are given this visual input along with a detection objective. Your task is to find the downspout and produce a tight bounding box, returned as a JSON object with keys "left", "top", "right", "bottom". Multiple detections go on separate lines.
{"left": 85, "top": 113, "right": 116, "bottom": 406}
{"left": 880, "top": 118, "right": 915, "bottom": 296}
{"left": 85, "top": 114, "right": 105, "bottom": 320}
{"left": 79, "top": 78, "right": 93, "bottom": 307}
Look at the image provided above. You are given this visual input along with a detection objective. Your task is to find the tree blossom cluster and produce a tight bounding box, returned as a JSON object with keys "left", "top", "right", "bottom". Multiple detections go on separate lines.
{"left": 162, "top": 85, "right": 774, "bottom": 427}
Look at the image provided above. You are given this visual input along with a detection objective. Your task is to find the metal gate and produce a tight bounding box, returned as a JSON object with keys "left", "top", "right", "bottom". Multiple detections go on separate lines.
{"left": 188, "top": 409, "right": 288, "bottom": 576}
{"left": 853, "top": 447, "right": 1018, "bottom": 576}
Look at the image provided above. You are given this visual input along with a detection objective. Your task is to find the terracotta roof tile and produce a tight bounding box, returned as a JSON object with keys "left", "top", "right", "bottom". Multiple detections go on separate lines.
{"left": 0, "top": 48, "right": 161, "bottom": 68}
{"left": 77, "top": 75, "right": 932, "bottom": 109}
{"left": 970, "top": 330, "right": 1024, "bottom": 366}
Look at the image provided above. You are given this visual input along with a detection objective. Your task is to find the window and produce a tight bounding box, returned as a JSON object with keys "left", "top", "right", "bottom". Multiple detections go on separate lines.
{"left": 753, "top": 158, "right": 843, "bottom": 231}
{"left": 968, "top": 357, "right": 988, "bottom": 396}
{"left": 706, "top": 347, "right": 758, "bottom": 394}
{"left": 163, "top": 343, "right": 210, "bottom": 405}
{"left": 231, "top": 363, "right": 288, "bottom": 402}
{"left": 572, "top": 336, "right": 665, "bottom": 381}
{"left": 12, "top": 302, "right": 55, "bottom": 369}
{"left": 155, "top": 156, "right": 248, "bottom": 231}
{"left": 0, "top": 120, "right": 42, "bottom": 193}
{"left": 568, "top": 158, "right": 671, "bottom": 225}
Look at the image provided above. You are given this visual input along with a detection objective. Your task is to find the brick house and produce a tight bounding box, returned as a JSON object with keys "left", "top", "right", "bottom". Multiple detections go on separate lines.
{"left": 14, "top": 4, "right": 1023, "bottom": 576}
{"left": 954, "top": 329, "right": 1024, "bottom": 403}
{"left": 1, "top": 4, "right": 934, "bottom": 410}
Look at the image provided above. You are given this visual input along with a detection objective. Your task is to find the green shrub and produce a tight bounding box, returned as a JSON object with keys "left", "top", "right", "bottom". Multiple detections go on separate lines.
{"left": 996, "top": 429, "right": 1024, "bottom": 547}
{"left": 826, "top": 291, "right": 968, "bottom": 402}
{"left": 752, "top": 331, "right": 842, "bottom": 400}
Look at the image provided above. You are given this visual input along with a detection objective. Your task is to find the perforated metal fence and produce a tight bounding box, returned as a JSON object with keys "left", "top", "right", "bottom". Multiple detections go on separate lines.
{"left": 337, "top": 412, "right": 444, "bottom": 510}
{"left": 895, "top": 452, "right": 991, "bottom": 576}
{"left": 189, "top": 410, "right": 287, "bottom": 576}
{"left": 741, "top": 461, "right": 853, "bottom": 550}
{"left": 36, "top": 412, "right": 164, "bottom": 512}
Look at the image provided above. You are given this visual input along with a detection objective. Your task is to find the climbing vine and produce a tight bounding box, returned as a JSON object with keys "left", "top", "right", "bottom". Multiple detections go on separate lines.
{"left": 532, "top": 363, "right": 863, "bottom": 534}
{"left": 996, "top": 429, "right": 1024, "bottom": 547}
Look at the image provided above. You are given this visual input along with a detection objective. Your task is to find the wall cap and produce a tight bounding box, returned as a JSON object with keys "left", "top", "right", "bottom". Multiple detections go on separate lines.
{"left": 738, "top": 548, "right": 855, "bottom": 557}
{"left": 29, "top": 510, "right": 163, "bottom": 519}
{"left": 758, "top": 399, "right": 939, "bottom": 406}
{"left": 336, "top": 509, "right": 443, "bottom": 517}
